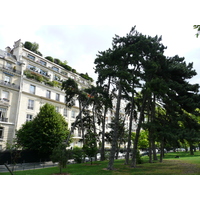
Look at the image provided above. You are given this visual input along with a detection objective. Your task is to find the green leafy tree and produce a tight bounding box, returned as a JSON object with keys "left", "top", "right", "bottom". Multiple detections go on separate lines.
{"left": 16, "top": 103, "right": 70, "bottom": 156}
{"left": 83, "top": 130, "right": 98, "bottom": 165}
{"left": 72, "top": 146, "right": 84, "bottom": 163}
{"left": 50, "top": 143, "right": 69, "bottom": 174}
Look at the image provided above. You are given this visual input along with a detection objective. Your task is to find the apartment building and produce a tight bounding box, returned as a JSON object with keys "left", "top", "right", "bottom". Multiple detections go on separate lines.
{"left": 0, "top": 39, "right": 92, "bottom": 150}
{"left": 0, "top": 39, "right": 138, "bottom": 151}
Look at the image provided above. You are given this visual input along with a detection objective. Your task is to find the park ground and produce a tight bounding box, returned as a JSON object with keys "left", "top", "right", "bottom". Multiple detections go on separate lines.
{"left": 0, "top": 151, "right": 200, "bottom": 175}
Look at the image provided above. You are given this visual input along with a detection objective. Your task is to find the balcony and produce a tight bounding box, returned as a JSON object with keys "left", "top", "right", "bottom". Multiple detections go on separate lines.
{"left": 0, "top": 117, "right": 8, "bottom": 122}
{"left": 1, "top": 64, "right": 21, "bottom": 75}
{"left": 0, "top": 98, "right": 9, "bottom": 103}
{"left": 27, "top": 68, "right": 51, "bottom": 79}
{"left": 0, "top": 80, "right": 20, "bottom": 89}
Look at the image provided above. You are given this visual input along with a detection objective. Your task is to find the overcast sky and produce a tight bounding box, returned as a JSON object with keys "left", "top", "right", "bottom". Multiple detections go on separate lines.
{"left": 0, "top": 1, "right": 199, "bottom": 86}
{"left": 0, "top": 24, "right": 199, "bottom": 84}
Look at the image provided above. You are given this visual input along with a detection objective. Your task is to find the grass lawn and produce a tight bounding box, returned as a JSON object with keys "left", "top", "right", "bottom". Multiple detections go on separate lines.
{"left": 1, "top": 151, "right": 200, "bottom": 175}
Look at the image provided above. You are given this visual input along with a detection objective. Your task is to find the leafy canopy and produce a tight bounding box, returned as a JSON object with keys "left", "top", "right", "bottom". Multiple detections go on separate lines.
{"left": 16, "top": 103, "right": 70, "bottom": 155}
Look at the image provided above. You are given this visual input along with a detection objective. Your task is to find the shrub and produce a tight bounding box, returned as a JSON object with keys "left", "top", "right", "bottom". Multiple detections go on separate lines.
{"left": 72, "top": 147, "right": 84, "bottom": 163}
{"left": 72, "top": 68, "right": 77, "bottom": 73}
{"left": 45, "top": 81, "right": 54, "bottom": 87}
{"left": 54, "top": 58, "right": 62, "bottom": 65}
{"left": 50, "top": 143, "right": 69, "bottom": 174}
{"left": 45, "top": 56, "right": 54, "bottom": 62}
{"left": 24, "top": 41, "right": 32, "bottom": 50}
{"left": 35, "top": 74, "right": 43, "bottom": 82}
{"left": 63, "top": 65, "right": 72, "bottom": 71}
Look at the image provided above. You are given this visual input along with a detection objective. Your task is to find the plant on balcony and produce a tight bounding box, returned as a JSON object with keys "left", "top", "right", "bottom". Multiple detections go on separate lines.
{"left": 24, "top": 70, "right": 34, "bottom": 79}
{"left": 45, "top": 56, "right": 54, "bottom": 62}
{"left": 24, "top": 41, "right": 43, "bottom": 56}
{"left": 54, "top": 58, "right": 62, "bottom": 65}
{"left": 45, "top": 81, "right": 54, "bottom": 87}
{"left": 72, "top": 68, "right": 77, "bottom": 73}
{"left": 52, "top": 80, "right": 62, "bottom": 88}
{"left": 35, "top": 74, "right": 43, "bottom": 82}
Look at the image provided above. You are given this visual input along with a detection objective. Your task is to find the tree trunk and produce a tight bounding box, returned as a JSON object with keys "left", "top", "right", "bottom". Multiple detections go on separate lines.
{"left": 160, "top": 138, "right": 164, "bottom": 163}
{"left": 66, "top": 93, "right": 94, "bottom": 146}
{"left": 101, "top": 77, "right": 111, "bottom": 161}
{"left": 79, "top": 101, "right": 85, "bottom": 145}
{"left": 189, "top": 143, "right": 194, "bottom": 155}
{"left": 107, "top": 82, "right": 122, "bottom": 170}
{"left": 148, "top": 139, "right": 152, "bottom": 163}
{"left": 131, "top": 93, "right": 147, "bottom": 168}
{"left": 101, "top": 111, "right": 106, "bottom": 161}
{"left": 152, "top": 140, "right": 158, "bottom": 161}
{"left": 151, "top": 94, "right": 157, "bottom": 161}
{"left": 92, "top": 104, "right": 97, "bottom": 135}
{"left": 146, "top": 93, "right": 153, "bottom": 163}
{"left": 125, "top": 94, "right": 134, "bottom": 165}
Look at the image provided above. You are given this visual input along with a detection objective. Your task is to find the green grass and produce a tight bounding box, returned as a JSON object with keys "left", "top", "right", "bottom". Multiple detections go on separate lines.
{"left": 1, "top": 151, "right": 200, "bottom": 175}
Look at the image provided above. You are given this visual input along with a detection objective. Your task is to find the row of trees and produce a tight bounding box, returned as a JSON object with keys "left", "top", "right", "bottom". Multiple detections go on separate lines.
{"left": 61, "top": 26, "right": 200, "bottom": 170}
{"left": 16, "top": 27, "right": 200, "bottom": 172}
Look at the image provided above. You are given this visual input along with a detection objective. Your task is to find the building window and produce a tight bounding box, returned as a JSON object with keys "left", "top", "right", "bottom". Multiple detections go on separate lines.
{"left": 27, "top": 64, "right": 36, "bottom": 71}
{"left": 40, "top": 60, "right": 46, "bottom": 66}
{"left": 46, "top": 90, "right": 51, "bottom": 99}
{"left": 30, "top": 85, "right": 36, "bottom": 94}
{"left": 54, "top": 75, "right": 61, "bottom": 81}
{"left": 4, "top": 75, "right": 11, "bottom": 83}
{"left": 27, "top": 54, "right": 35, "bottom": 61}
{"left": 78, "top": 128, "right": 82, "bottom": 137}
{"left": 63, "top": 108, "right": 67, "bottom": 117}
{"left": 0, "top": 108, "right": 7, "bottom": 122}
{"left": 52, "top": 66, "right": 59, "bottom": 72}
{"left": 0, "top": 127, "right": 4, "bottom": 139}
{"left": 71, "top": 110, "right": 76, "bottom": 118}
{"left": 40, "top": 69, "right": 48, "bottom": 76}
{"left": 2, "top": 91, "right": 9, "bottom": 102}
{"left": 28, "top": 99, "right": 34, "bottom": 110}
{"left": 55, "top": 107, "right": 59, "bottom": 113}
{"left": 26, "top": 114, "right": 33, "bottom": 122}
{"left": 6, "top": 62, "right": 12, "bottom": 69}
{"left": 56, "top": 93, "right": 60, "bottom": 101}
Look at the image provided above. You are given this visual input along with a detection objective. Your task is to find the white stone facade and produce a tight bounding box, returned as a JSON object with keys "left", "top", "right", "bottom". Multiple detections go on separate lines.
{"left": 0, "top": 39, "right": 92, "bottom": 150}
{"left": 0, "top": 39, "right": 137, "bottom": 151}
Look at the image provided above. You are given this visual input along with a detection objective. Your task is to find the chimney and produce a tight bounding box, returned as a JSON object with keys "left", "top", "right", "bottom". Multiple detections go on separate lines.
{"left": 5, "top": 46, "right": 11, "bottom": 53}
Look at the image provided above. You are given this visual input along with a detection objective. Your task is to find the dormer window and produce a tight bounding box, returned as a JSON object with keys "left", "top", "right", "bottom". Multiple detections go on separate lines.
{"left": 4, "top": 75, "right": 11, "bottom": 83}
{"left": 40, "top": 69, "right": 48, "bottom": 76}
{"left": 54, "top": 75, "right": 61, "bottom": 81}
{"left": 27, "top": 54, "right": 35, "bottom": 61}
{"left": 28, "top": 64, "right": 36, "bottom": 71}
{"left": 52, "top": 66, "right": 59, "bottom": 72}
{"left": 40, "top": 60, "right": 46, "bottom": 66}
{"left": 6, "top": 62, "right": 12, "bottom": 69}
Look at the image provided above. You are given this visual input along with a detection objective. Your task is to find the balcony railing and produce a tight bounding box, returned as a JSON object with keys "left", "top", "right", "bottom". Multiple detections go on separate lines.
{"left": 27, "top": 68, "right": 51, "bottom": 79}
{"left": 0, "top": 98, "right": 10, "bottom": 103}
{"left": 0, "top": 80, "right": 20, "bottom": 89}
{"left": 0, "top": 64, "right": 21, "bottom": 75}
{"left": 0, "top": 117, "right": 8, "bottom": 122}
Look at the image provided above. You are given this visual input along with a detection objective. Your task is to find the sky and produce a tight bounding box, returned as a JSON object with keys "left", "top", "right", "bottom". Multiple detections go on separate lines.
{"left": 0, "top": 24, "right": 199, "bottom": 85}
